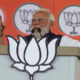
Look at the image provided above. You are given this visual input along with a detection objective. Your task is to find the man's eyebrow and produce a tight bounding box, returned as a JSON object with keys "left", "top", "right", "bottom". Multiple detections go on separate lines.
{"left": 32, "top": 18, "right": 43, "bottom": 20}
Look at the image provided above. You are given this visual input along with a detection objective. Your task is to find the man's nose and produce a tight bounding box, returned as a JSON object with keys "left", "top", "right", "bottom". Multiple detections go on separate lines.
{"left": 32, "top": 20, "right": 39, "bottom": 25}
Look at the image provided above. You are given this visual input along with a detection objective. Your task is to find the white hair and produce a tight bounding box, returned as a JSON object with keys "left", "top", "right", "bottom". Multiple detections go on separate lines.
{"left": 34, "top": 8, "right": 55, "bottom": 22}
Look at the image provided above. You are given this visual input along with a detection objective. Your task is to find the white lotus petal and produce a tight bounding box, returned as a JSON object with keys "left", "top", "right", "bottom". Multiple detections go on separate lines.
{"left": 38, "top": 38, "right": 48, "bottom": 65}
{"left": 25, "top": 66, "right": 38, "bottom": 75}
{"left": 64, "top": 12, "right": 69, "bottom": 22}
{"left": 68, "top": 12, "right": 72, "bottom": 22}
{"left": 25, "top": 37, "right": 40, "bottom": 65}
{"left": 7, "top": 36, "right": 19, "bottom": 62}
{"left": 12, "top": 63, "right": 25, "bottom": 71}
{"left": 39, "top": 65, "right": 52, "bottom": 72}
{"left": 44, "top": 38, "right": 57, "bottom": 64}
{"left": 77, "top": 12, "right": 80, "bottom": 23}
{"left": 72, "top": 13, "right": 77, "bottom": 24}
{"left": 18, "top": 36, "right": 27, "bottom": 63}
{"left": 28, "top": 11, "right": 33, "bottom": 21}
{"left": 19, "top": 10, "right": 24, "bottom": 22}
{"left": 24, "top": 10, "right": 28, "bottom": 20}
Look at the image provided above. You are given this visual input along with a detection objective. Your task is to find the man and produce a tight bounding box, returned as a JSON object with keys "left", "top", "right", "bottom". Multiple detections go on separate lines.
{"left": 0, "top": 15, "right": 4, "bottom": 45}
{"left": 24, "top": 8, "right": 62, "bottom": 46}
{"left": 24, "top": 8, "right": 80, "bottom": 47}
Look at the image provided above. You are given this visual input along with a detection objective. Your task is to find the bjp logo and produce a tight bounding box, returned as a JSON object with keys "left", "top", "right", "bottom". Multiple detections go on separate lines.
{"left": 58, "top": 5, "right": 80, "bottom": 36}
{"left": 7, "top": 35, "right": 58, "bottom": 80}
{"left": 14, "top": 3, "right": 41, "bottom": 34}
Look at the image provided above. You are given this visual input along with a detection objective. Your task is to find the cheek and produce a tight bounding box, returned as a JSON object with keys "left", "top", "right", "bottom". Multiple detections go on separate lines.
{"left": 43, "top": 20, "right": 49, "bottom": 26}
{"left": 40, "top": 22, "right": 48, "bottom": 28}
{"left": 31, "top": 23, "right": 36, "bottom": 27}
{"left": 31, "top": 22, "right": 34, "bottom": 26}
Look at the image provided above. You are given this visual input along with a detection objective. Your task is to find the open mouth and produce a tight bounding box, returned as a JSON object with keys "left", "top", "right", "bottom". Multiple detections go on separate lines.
{"left": 32, "top": 27, "right": 41, "bottom": 33}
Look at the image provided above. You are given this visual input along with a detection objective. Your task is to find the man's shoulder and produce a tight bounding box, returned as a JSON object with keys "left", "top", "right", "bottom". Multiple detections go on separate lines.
{"left": 24, "top": 35, "right": 33, "bottom": 42}
{"left": 44, "top": 32, "right": 63, "bottom": 46}
{"left": 54, "top": 34, "right": 62, "bottom": 38}
{"left": 48, "top": 32, "right": 63, "bottom": 39}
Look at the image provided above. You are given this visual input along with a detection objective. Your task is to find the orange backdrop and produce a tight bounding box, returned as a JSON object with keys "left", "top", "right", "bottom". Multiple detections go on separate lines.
{"left": 0, "top": 0, "right": 80, "bottom": 45}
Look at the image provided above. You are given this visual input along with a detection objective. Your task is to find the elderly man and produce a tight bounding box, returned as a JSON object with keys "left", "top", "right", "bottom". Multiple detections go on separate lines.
{"left": 24, "top": 8, "right": 62, "bottom": 46}
{"left": 24, "top": 8, "right": 80, "bottom": 47}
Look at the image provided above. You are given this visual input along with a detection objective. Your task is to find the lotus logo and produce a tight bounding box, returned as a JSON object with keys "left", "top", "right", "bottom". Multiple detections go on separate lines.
{"left": 64, "top": 12, "right": 80, "bottom": 34}
{"left": 58, "top": 5, "right": 80, "bottom": 36}
{"left": 14, "top": 3, "right": 41, "bottom": 34}
{"left": 7, "top": 35, "right": 58, "bottom": 80}
{"left": 19, "top": 9, "right": 35, "bottom": 25}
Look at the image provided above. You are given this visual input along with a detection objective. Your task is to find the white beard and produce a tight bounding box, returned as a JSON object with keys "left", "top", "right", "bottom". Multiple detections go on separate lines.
{"left": 40, "top": 26, "right": 49, "bottom": 37}
{"left": 32, "top": 31, "right": 41, "bottom": 41}
{"left": 31, "top": 24, "right": 50, "bottom": 41}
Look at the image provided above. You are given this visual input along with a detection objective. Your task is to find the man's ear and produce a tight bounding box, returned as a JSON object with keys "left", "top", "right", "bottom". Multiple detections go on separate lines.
{"left": 49, "top": 21, "right": 54, "bottom": 30}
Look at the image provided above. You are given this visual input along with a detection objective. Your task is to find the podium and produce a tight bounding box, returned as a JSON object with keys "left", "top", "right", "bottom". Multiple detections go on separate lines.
{"left": 0, "top": 45, "right": 80, "bottom": 80}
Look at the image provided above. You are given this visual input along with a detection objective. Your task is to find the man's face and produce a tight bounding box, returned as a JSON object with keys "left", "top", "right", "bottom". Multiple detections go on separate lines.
{"left": 31, "top": 12, "right": 50, "bottom": 40}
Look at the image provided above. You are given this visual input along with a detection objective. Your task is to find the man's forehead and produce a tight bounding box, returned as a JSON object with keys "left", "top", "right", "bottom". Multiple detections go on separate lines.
{"left": 33, "top": 12, "right": 49, "bottom": 18}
